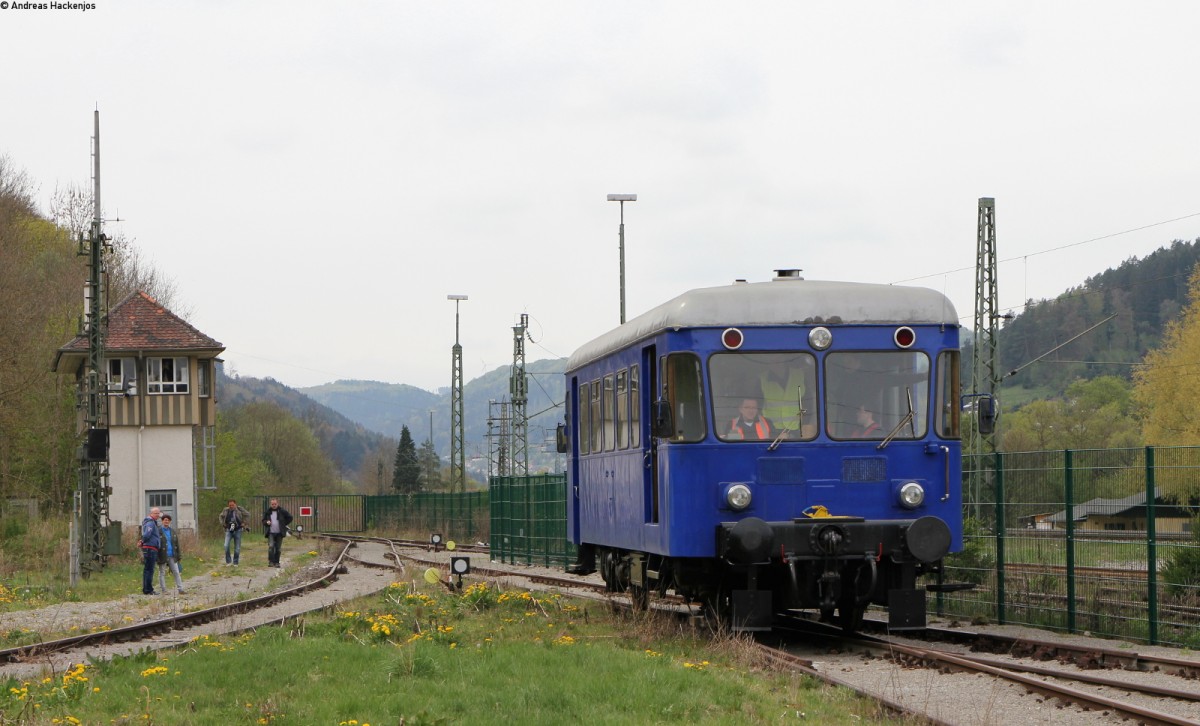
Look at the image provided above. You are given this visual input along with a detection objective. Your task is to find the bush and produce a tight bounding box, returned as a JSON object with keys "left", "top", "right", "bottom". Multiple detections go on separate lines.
{"left": 1161, "top": 518, "right": 1200, "bottom": 598}
{"left": 943, "top": 516, "right": 996, "bottom": 585}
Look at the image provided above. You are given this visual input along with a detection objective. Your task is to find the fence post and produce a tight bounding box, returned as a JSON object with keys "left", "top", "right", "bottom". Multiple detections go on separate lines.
{"left": 1146, "top": 446, "right": 1159, "bottom": 645}
{"left": 994, "top": 452, "right": 1006, "bottom": 625}
{"left": 1065, "top": 449, "right": 1076, "bottom": 634}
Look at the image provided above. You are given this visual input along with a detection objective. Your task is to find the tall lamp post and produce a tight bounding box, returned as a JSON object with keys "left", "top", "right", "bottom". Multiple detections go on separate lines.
{"left": 607, "top": 193, "right": 637, "bottom": 324}
{"left": 447, "top": 294, "right": 467, "bottom": 494}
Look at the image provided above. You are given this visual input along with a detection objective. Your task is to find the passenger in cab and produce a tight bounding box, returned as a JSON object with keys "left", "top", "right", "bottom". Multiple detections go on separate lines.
{"left": 760, "top": 359, "right": 817, "bottom": 439}
{"left": 729, "top": 397, "right": 774, "bottom": 440}
{"left": 849, "top": 403, "right": 881, "bottom": 438}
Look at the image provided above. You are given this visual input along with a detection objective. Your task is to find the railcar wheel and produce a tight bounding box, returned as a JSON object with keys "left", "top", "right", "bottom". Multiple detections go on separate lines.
{"left": 836, "top": 562, "right": 872, "bottom": 633}
{"left": 836, "top": 599, "right": 866, "bottom": 633}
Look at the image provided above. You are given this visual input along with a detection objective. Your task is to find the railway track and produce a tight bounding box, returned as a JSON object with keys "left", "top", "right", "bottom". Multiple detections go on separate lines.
{"left": 0, "top": 537, "right": 403, "bottom": 680}
{"left": 769, "top": 615, "right": 1200, "bottom": 724}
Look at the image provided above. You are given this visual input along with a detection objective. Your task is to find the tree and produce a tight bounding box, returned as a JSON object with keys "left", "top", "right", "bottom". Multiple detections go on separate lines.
{"left": 1134, "top": 263, "right": 1200, "bottom": 449}
{"left": 0, "top": 156, "right": 80, "bottom": 509}
{"left": 223, "top": 402, "right": 339, "bottom": 493}
{"left": 999, "top": 376, "right": 1140, "bottom": 453}
{"left": 392, "top": 425, "right": 422, "bottom": 494}
{"left": 418, "top": 438, "right": 443, "bottom": 491}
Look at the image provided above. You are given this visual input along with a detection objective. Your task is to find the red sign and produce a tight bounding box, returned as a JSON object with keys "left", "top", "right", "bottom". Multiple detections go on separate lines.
{"left": 299, "top": 506, "right": 313, "bottom": 517}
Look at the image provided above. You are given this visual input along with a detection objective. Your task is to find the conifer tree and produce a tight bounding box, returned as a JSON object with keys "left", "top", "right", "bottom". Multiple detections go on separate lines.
{"left": 391, "top": 425, "right": 422, "bottom": 494}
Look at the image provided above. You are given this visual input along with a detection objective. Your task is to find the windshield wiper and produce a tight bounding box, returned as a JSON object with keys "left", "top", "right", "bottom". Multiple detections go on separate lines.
{"left": 876, "top": 387, "right": 915, "bottom": 450}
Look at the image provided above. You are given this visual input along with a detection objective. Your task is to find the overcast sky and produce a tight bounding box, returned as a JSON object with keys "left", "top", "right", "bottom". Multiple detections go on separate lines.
{"left": 4, "top": 2, "right": 1198, "bottom": 392}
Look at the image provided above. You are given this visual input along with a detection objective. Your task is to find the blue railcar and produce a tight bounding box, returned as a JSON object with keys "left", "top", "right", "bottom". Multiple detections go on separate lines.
{"left": 561, "top": 270, "right": 965, "bottom": 631}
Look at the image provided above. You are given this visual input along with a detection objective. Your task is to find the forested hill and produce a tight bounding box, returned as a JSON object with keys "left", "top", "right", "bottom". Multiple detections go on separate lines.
{"left": 995, "top": 237, "right": 1200, "bottom": 398}
{"left": 300, "top": 357, "right": 568, "bottom": 474}
{"left": 217, "top": 371, "right": 396, "bottom": 481}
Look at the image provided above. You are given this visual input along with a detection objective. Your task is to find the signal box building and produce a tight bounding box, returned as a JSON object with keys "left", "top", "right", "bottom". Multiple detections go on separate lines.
{"left": 53, "top": 291, "right": 224, "bottom": 533}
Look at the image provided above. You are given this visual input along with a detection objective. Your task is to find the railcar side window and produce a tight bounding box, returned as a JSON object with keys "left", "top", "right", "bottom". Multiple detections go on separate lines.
{"left": 616, "top": 369, "right": 629, "bottom": 450}
{"left": 664, "top": 353, "right": 705, "bottom": 442}
{"left": 825, "top": 351, "right": 930, "bottom": 440}
{"left": 590, "top": 380, "right": 602, "bottom": 453}
{"left": 936, "top": 350, "right": 960, "bottom": 439}
{"left": 709, "top": 352, "right": 818, "bottom": 442}
{"left": 629, "top": 366, "right": 641, "bottom": 448}
{"left": 602, "top": 374, "right": 616, "bottom": 452}
{"left": 576, "top": 379, "right": 590, "bottom": 455}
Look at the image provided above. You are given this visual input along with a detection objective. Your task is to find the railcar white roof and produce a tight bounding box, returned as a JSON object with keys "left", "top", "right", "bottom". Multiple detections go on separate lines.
{"left": 567, "top": 278, "right": 959, "bottom": 372}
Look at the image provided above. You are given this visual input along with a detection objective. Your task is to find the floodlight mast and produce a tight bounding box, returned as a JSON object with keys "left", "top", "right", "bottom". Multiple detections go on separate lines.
{"left": 607, "top": 194, "right": 637, "bottom": 324}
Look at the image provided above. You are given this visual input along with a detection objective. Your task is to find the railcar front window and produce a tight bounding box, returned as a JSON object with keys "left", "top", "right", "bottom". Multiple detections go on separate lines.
{"left": 710, "top": 352, "right": 818, "bottom": 442}
{"left": 663, "top": 353, "right": 705, "bottom": 442}
{"left": 825, "top": 351, "right": 930, "bottom": 440}
{"left": 936, "top": 350, "right": 960, "bottom": 439}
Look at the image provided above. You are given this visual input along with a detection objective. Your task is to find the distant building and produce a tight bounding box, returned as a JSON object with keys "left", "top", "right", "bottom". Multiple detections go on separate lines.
{"left": 1046, "top": 491, "right": 1193, "bottom": 534}
{"left": 53, "top": 292, "right": 224, "bottom": 533}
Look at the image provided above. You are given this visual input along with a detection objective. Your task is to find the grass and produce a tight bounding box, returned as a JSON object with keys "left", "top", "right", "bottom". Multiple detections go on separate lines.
{"left": 0, "top": 517, "right": 247, "bottom": 611}
{"left": 0, "top": 518, "right": 897, "bottom": 725}
{"left": 0, "top": 580, "right": 896, "bottom": 725}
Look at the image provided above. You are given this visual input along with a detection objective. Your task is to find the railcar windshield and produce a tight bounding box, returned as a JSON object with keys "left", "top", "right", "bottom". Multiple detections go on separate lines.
{"left": 825, "top": 351, "right": 930, "bottom": 440}
{"left": 710, "top": 353, "right": 818, "bottom": 442}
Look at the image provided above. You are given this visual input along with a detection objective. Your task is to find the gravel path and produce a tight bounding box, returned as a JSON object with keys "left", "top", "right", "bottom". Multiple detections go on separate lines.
{"left": 0, "top": 538, "right": 401, "bottom": 681}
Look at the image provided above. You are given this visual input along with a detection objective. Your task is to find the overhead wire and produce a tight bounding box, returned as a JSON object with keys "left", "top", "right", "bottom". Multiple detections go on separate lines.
{"left": 891, "top": 210, "right": 1200, "bottom": 324}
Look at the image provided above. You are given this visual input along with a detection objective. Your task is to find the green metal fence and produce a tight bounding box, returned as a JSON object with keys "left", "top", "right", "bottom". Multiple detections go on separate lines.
{"left": 258, "top": 494, "right": 366, "bottom": 533}
{"left": 367, "top": 492, "right": 489, "bottom": 542}
{"left": 489, "top": 473, "right": 576, "bottom": 568}
{"left": 943, "top": 446, "right": 1200, "bottom": 647}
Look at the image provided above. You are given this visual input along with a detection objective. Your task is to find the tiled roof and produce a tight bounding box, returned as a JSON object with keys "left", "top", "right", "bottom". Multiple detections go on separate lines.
{"left": 55, "top": 292, "right": 223, "bottom": 371}
{"left": 1047, "top": 491, "right": 1192, "bottom": 522}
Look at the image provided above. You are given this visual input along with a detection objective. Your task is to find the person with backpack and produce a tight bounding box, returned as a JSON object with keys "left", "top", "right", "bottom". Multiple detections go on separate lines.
{"left": 157, "top": 514, "right": 185, "bottom": 595}
{"left": 139, "top": 507, "right": 162, "bottom": 595}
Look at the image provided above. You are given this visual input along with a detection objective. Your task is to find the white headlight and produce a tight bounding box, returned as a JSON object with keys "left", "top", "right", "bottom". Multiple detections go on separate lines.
{"left": 898, "top": 482, "right": 925, "bottom": 509}
{"left": 808, "top": 326, "right": 832, "bottom": 350}
{"left": 726, "top": 484, "right": 752, "bottom": 511}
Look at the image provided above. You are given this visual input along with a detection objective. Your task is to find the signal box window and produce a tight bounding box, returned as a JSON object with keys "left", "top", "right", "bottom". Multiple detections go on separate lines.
{"left": 106, "top": 357, "right": 137, "bottom": 395}
{"left": 148, "top": 357, "right": 189, "bottom": 394}
{"left": 198, "top": 359, "right": 211, "bottom": 398}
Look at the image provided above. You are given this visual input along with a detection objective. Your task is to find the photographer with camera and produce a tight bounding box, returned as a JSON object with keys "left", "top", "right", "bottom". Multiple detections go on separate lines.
{"left": 263, "top": 498, "right": 293, "bottom": 568}
{"left": 218, "top": 499, "right": 250, "bottom": 566}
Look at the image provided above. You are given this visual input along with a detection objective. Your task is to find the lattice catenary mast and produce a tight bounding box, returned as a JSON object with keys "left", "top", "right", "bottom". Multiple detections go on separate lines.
{"left": 969, "top": 197, "right": 999, "bottom": 510}
{"left": 509, "top": 313, "right": 529, "bottom": 476}
{"left": 448, "top": 295, "right": 467, "bottom": 493}
{"left": 76, "top": 110, "right": 113, "bottom": 581}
